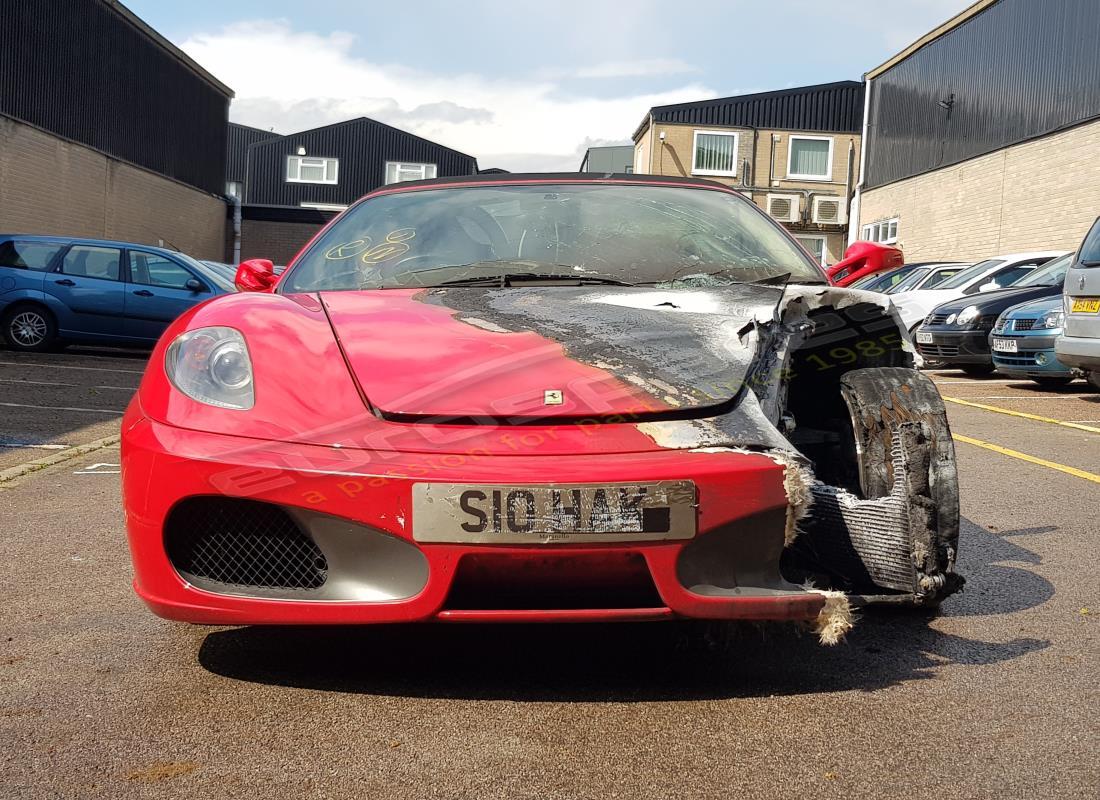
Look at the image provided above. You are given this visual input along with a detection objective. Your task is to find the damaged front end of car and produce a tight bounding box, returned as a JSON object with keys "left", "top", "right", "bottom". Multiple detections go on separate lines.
{"left": 425, "top": 282, "right": 964, "bottom": 639}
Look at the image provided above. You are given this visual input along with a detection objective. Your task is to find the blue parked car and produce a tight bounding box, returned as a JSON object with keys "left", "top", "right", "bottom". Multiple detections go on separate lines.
{"left": 0, "top": 235, "right": 233, "bottom": 351}
{"left": 990, "top": 295, "right": 1079, "bottom": 387}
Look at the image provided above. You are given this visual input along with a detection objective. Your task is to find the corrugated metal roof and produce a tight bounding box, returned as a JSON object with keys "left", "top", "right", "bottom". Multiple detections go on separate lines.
{"left": 637, "top": 81, "right": 865, "bottom": 138}
{"left": 245, "top": 117, "right": 478, "bottom": 205}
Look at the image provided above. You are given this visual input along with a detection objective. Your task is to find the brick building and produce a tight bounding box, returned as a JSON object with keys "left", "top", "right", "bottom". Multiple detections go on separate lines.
{"left": 853, "top": 0, "right": 1100, "bottom": 261}
{"left": 0, "top": 0, "right": 232, "bottom": 259}
{"left": 632, "top": 83, "right": 864, "bottom": 265}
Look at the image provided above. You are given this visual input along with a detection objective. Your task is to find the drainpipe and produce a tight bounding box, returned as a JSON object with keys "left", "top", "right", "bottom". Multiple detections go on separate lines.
{"left": 232, "top": 194, "right": 242, "bottom": 264}
{"left": 849, "top": 75, "right": 874, "bottom": 245}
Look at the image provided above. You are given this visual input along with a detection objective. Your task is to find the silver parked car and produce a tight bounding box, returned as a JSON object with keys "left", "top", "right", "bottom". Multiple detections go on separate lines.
{"left": 1056, "top": 218, "right": 1100, "bottom": 390}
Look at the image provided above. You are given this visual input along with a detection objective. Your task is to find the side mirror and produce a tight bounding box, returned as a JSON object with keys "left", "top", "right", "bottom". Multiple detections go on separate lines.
{"left": 185, "top": 278, "right": 205, "bottom": 292}
{"left": 235, "top": 258, "right": 279, "bottom": 293}
{"left": 979, "top": 280, "right": 1000, "bottom": 292}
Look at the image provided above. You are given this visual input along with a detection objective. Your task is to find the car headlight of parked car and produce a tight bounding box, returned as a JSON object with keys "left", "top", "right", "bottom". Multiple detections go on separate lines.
{"left": 1039, "top": 309, "right": 1065, "bottom": 329}
{"left": 955, "top": 305, "right": 982, "bottom": 326}
{"left": 165, "top": 326, "right": 255, "bottom": 410}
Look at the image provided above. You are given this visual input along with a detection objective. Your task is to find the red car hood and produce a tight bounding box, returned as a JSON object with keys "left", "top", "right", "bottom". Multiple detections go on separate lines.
{"left": 320, "top": 285, "right": 783, "bottom": 421}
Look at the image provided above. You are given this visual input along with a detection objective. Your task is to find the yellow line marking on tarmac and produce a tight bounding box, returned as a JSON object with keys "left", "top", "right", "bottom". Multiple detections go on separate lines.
{"left": 942, "top": 396, "right": 1100, "bottom": 434}
{"left": 952, "top": 434, "right": 1100, "bottom": 484}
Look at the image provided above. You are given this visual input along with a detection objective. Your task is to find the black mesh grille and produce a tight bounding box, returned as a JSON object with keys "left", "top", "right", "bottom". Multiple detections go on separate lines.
{"left": 165, "top": 498, "right": 327, "bottom": 590}
{"left": 1013, "top": 318, "right": 1037, "bottom": 331}
{"left": 917, "top": 342, "right": 960, "bottom": 357}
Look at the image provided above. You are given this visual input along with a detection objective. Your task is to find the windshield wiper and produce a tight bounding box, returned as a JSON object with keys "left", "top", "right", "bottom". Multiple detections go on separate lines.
{"left": 436, "top": 272, "right": 633, "bottom": 288}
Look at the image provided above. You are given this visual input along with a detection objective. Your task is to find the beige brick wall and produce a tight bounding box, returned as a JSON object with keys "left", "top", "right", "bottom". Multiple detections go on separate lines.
{"left": 859, "top": 119, "right": 1100, "bottom": 262}
{"left": 0, "top": 115, "right": 227, "bottom": 259}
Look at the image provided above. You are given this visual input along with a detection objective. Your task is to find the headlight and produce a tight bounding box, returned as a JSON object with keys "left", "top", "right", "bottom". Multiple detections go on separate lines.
{"left": 165, "top": 326, "right": 255, "bottom": 410}
{"left": 1039, "top": 309, "right": 1065, "bottom": 329}
{"left": 956, "top": 305, "right": 981, "bottom": 326}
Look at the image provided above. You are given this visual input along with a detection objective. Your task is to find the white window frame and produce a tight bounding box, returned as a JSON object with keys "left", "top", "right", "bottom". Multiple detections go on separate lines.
{"left": 691, "top": 129, "right": 740, "bottom": 177}
{"left": 786, "top": 134, "right": 834, "bottom": 181}
{"left": 862, "top": 217, "right": 899, "bottom": 244}
{"left": 795, "top": 235, "right": 828, "bottom": 266}
{"left": 286, "top": 155, "right": 339, "bottom": 185}
{"left": 385, "top": 161, "right": 437, "bottom": 184}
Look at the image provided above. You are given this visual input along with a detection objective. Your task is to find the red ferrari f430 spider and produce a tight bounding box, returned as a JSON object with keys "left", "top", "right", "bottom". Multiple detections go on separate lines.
{"left": 121, "top": 174, "right": 962, "bottom": 643}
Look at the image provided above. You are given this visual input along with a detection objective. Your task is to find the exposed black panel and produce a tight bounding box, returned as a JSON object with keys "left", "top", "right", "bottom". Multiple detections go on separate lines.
{"left": 0, "top": 0, "right": 230, "bottom": 194}
{"left": 227, "top": 122, "right": 278, "bottom": 184}
{"left": 649, "top": 81, "right": 864, "bottom": 134}
{"left": 245, "top": 117, "right": 478, "bottom": 205}
{"left": 865, "top": 0, "right": 1100, "bottom": 189}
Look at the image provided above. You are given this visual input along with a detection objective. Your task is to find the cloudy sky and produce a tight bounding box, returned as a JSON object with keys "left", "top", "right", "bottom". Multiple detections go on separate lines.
{"left": 129, "top": 0, "right": 970, "bottom": 172}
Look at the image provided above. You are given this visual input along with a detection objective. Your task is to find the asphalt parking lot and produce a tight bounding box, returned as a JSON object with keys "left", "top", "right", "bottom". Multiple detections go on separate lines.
{"left": 1, "top": 350, "right": 1097, "bottom": 799}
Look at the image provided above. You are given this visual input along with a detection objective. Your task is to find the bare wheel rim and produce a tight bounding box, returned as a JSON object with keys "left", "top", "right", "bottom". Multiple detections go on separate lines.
{"left": 9, "top": 311, "right": 48, "bottom": 346}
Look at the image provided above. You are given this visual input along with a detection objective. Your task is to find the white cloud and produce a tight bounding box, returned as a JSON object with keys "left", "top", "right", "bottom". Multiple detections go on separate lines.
{"left": 180, "top": 20, "right": 714, "bottom": 172}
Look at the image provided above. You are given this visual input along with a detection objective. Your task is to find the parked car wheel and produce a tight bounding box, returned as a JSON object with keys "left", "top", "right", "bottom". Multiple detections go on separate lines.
{"left": 1087, "top": 372, "right": 1100, "bottom": 391}
{"left": 961, "top": 364, "right": 995, "bottom": 376}
{"left": 1031, "top": 376, "right": 1073, "bottom": 388}
{"left": 2, "top": 304, "right": 57, "bottom": 352}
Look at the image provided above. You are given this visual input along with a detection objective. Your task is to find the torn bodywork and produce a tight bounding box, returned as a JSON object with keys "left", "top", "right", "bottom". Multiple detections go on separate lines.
{"left": 424, "top": 283, "right": 963, "bottom": 619}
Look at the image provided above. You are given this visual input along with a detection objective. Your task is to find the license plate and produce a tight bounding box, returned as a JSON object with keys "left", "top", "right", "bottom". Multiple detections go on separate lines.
{"left": 991, "top": 337, "right": 1017, "bottom": 353}
{"left": 1071, "top": 297, "right": 1100, "bottom": 313}
{"left": 916, "top": 331, "right": 934, "bottom": 344}
{"left": 412, "top": 480, "right": 696, "bottom": 543}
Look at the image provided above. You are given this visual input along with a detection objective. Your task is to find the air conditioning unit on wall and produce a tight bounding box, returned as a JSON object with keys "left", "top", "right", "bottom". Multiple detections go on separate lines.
{"left": 766, "top": 193, "right": 800, "bottom": 223}
{"left": 812, "top": 195, "right": 847, "bottom": 225}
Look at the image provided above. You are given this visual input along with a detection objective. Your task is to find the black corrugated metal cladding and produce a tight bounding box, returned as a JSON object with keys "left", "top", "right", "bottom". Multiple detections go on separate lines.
{"left": 245, "top": 118, "right": 478, "bottom": 206}
{"left": 0, "top": 0, "right": 230, "bottom": 194}
{"left": 865, "top": 0, "right": 1100, "bottom": 190}
{"left": 651, "top": 82, "right": 864, "bottom": 134}
{"left": 226, "top": 122, "right": 277, "bottom": 183}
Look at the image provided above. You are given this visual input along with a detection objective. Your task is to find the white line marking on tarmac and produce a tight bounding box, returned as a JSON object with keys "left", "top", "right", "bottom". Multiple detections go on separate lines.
{"left": 0, "top": 361, "right": 144, "bottom": 375}
{"left": 73, "top": 462, "right": 120, "bottom": 475}
{"left": 0, "top": 378, "right": 136, "bottom": 391}
{"left": 0, "top": 442, "right": 69, "bottom": 450}
{"left": 0, "top": 401, "right": 123, "bottom": 415}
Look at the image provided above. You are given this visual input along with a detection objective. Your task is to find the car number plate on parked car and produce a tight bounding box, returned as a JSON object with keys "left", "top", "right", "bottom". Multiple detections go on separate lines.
{"left": 412, "top": 480, "right": 697, "bottom": 543}
{"left": 916, "top": 331, "right": 934, "bottom": 344}
{"left": 1070, "top": 297, "right": 1100, "bottom": 313}
{"left": 991, "top": 337, "right": 1017, "bottom": 353}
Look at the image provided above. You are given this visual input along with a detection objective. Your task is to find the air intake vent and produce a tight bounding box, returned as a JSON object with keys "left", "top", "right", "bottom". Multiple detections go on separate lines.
{"left": 767, "top": 193, "right": 800, "bottom": 222}
{"left": 165, "top": 498, "right": 327, "bottom": 590}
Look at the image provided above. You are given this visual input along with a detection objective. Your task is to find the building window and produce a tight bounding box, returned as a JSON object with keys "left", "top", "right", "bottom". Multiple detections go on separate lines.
{"left": 861, "top": 218, "right": 899, "bottom": 244}
{"left": 286, "top": 156, "right": 339, "bottom": 184}
{"left": 795, "top": 235, "right": 827, "bottom": 266}
{"left": 692, "top": 130, "right": 739, "bottom": 176}
{"left": 787, "top": 135, "right": 834, "bottom": 181}
{"left": 385, "top": 162, "right": 437, "bottom": 184}
{"left": 225, "top": 181, "right": 243, "bottom": 199}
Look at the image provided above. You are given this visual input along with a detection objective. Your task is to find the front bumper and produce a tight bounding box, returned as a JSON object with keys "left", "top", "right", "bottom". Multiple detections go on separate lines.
{"left": 990, "top": 333, "right": 1074, "bottom": 377}
{"left": 122, "top": 415, "right": 825, "bottom": 625}
{"left": 915, "top": 328, "right": 992, "bottom": 365}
